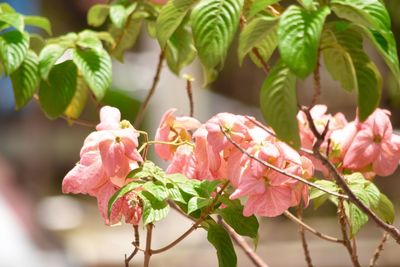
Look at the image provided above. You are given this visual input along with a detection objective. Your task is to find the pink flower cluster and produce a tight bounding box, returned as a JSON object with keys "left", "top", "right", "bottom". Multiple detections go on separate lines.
{"left": 155, "top": 109, "right": 313, "bottom": 217}
{"left": 62, "top": 106, "right": 143, "bottom": 225}
{"left": 298, "top": 105, "right": 400, "bottom": 178}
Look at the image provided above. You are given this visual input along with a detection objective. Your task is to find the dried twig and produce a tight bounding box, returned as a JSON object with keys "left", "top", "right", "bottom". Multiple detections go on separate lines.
{"left": 143, "top": 224, "right": 154, "bottom": 267}
{"left": 369, "top": 232, "right": 389, "bottom": 267}
{"left": 125, "top": 225, "right": 140, "bottom": 267}
{"left": 297, "top": 205, "right": 314, "bottom": 267}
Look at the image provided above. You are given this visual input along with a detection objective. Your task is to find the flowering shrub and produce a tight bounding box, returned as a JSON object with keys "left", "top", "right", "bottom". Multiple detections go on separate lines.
{"left": 1, "top": 0, "right": 400, "bottom": 266}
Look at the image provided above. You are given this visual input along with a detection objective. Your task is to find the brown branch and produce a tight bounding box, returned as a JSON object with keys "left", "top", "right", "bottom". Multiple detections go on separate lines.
{"left": 311, "top": 50, "right": 321, "bottom": 106}
{"left": 283, "top": 211, "right": 344, "bottom": 244}
{"left": 369, "top": 232, "right": 389, "bottom": 267}
{"left": 220, "top": 219, "right": 269, "bottom": 267}
{"left": 297, "top": 205, "right": 314, "bottom": 267}
{"left": 125, "top": 225, "right": 140, "bottom": 267}
{"left": 134, "top": 50, "right": 165, "bottom": 128}
{"left": 220, "top": 126, "right": 348, "bottom": 199}
{"left": 143, "top": 224, "right": 153, "bottom": 267}
{"left": 338, "top": 199, "right": 362, "bottom": 267}
{"left": 151, "top": 181, "right": 230, "bottom": 255}
{"left": 302, "top": 106, "right": 400, "bottom": 244}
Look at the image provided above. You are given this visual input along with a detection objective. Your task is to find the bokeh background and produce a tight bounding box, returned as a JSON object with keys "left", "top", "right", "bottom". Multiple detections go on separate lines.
{"left": 1, "top": 0, "right": 400, "bottom": 266}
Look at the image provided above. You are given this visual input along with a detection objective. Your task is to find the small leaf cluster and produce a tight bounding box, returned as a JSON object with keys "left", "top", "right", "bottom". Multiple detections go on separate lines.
{"left": 108, "top": 161, "right": 259, "bottom": 267}
{"left": 310, "top": 172, "right": 395, "bottom": 237}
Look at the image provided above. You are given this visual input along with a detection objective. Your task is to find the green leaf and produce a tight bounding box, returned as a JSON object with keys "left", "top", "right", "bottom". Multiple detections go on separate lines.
{"left": 72, "top": 48, "right": 112, "bottom": 101}
{"left": 10, "top": 50, "right": 39, "bottom": 109}
{"left": 165, "top": 22, "right": 196, "bottom": 74}
{"left": 321, "top": 26, "right": 357, "bottom": 91}
{"left": 0, "top": 30, "right": 29, "bottom": 74}
{"left": 247, "top": 0, "right": 281, "bottom": 19}
{"left": 345, "top": 202, "right": 368, "bottom": 237}
{"left": 0, "top": 12, "right": 24, "bottom": 32}
{"left": 24, "top": 16, "right": 52, "bottom": 35}
{"left": 238, "top": 15, "right": 278, "bottom": 65}
{"left": 195, "top": 180, "right": 221, "bottom": 198}
{"left": 355, "top": 26, "right": 400, "bottom": 92}
{"left": 39, "top": 60, "right": 77, "bottom": 119}
{"left": 191, "top": 0, "right": 244, "bottom": 83}
{"left": 260, "top": 61, "right": 300, "bottom": 148}
{"left": 39, "top": 44, "right": 68, "bottom": 80}
{"left": 143, "top": 182, "right": 169, "bottom": 202}
{"left": 187, "top": 196, "right": 212, "bottom": 214}
{"left": 278, "top": 5, "right": 330, "bottom": 78}
{"left": 0, "top": 3, "right": 15, "bottom": 13}
{"left": 108, "top": 181, "right": 143, "bottom": 218}
{"left": 87, "top": 4, "right": 110, "bottom": 27}
{"left": 156, "top": 0, "right": 197, "bottom": 47}
{"left": 322, "top": 23, "right": 381, "bottom": 120}
{"left": 167, "top": 173, "right": 200, "bottom": 196}
{"left": 64, "top": 77, "right": 89, "bottom": 120}
{"left": 110, "top": 4, "right": 130, "bottom": 28}
{"left": 309, "top": 180, "right": 339, "bottom": 209}
{"left": 217, "top": 199, "right": 259, "bottom": 239}
{"left": 77, "top": 30, "right": 104, "bottom": 50}
{"left": 140, "top": 191, "right": 170, "bottom": 225}
{"left": 167, "top": 185, "right": 186, "bottom": 203}
{"left": 373, "top": 193, "right": 395, "bottom": 224}
{"left": 110, "top": 18, "right": 142, "bottom": 61}
{"left": 331, "top": 0, "right": 390, "bottom": 31}
{"left": 207, "top": 222, "right": 237, "bottom": 267}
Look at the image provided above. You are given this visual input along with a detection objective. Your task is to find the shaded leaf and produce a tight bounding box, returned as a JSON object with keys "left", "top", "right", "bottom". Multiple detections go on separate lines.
{"left": 278, "top": 5, "right": 330, "bottom": 78}
{"left": 0, "top": 30, "right": 29, "bottom": 74}
{"left": 10, "top": 50, "right": 39, "bottom": 109}
{"left": 64, "top": 76, "right": 89, "bottom": 120}
{"left": 39, "top": 60, "right": 77, "bottom": 119}
{"left": 260, "top": 61, "right": 299, "bottom": 148}
{"left": 39, "top": 44, "right": 68, "bottom": 79}
{"left": 72, "top": 48, "right": 112, "bottom": 101}
{"left": 207, "top": 222, "right": 237, "bottom": 267}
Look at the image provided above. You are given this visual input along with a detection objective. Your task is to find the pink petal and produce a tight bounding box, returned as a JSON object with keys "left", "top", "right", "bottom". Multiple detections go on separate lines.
{"left": 62, "top": 151, "right": 107, "bottom": 196}
{"left": 95, "top": 182, "right": 122, "bottom": 225}
{"left": 344, "top": 129, "right": 380, "bottom": 170}
{"left": 96, "top": 106, "right": 121, "bottom": 131}
{"left": 373, "top": 141, "right": 400, "bottom": 176}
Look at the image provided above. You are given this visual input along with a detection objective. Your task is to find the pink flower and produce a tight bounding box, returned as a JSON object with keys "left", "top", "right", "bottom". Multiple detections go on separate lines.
{"left": 343, "top": 109, "right": 400, "bottom": 176}
{"left": 62, "top": 106, "right": 144, "bottom": 225}
{"left": 155, "top": 108, "right": 201, "bottom": 161}
{"left": 166, "top": 144, "right": 197, "bottom": 179}
{"left": 230, "top": 141, "right": 312, "bottom": 217}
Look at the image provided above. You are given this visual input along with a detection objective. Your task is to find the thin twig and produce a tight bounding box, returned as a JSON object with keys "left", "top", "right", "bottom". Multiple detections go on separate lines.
{"left": 143, "top": 224, "right": 153, "bottom": 267}
{"left": 297, "top": 205, "right": 314, "bottom": 267}
{"left": 311, "top": 50, "right": 321, "bottom": 106}
{"left": 302, "top": 107, "right": 400, "bottom": 244}
{"left": 283, "top": 211, "right": 344, "bottom": 244}
{"left": 338, "top": 198, "right": 362, "bottom": 267}
{"left": 134, "top": 50, "right": 165, "bottom": 128}
{"left": 219, "top": 126, "right": 348, "bottom": 199}
{"left": 184, "top": 74, "right": 194, "bottom": 117}
{"left": 125, "top": 225, "right": 140, "bottom": 267}
{"left": 369, "top": 232, "right": 389, "bottom": 267}
{"left": 220, "top": 219, "right": 269, "bottom": 267}
{"left": 151, "top": 181, "right": 230, "bottom": 254}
